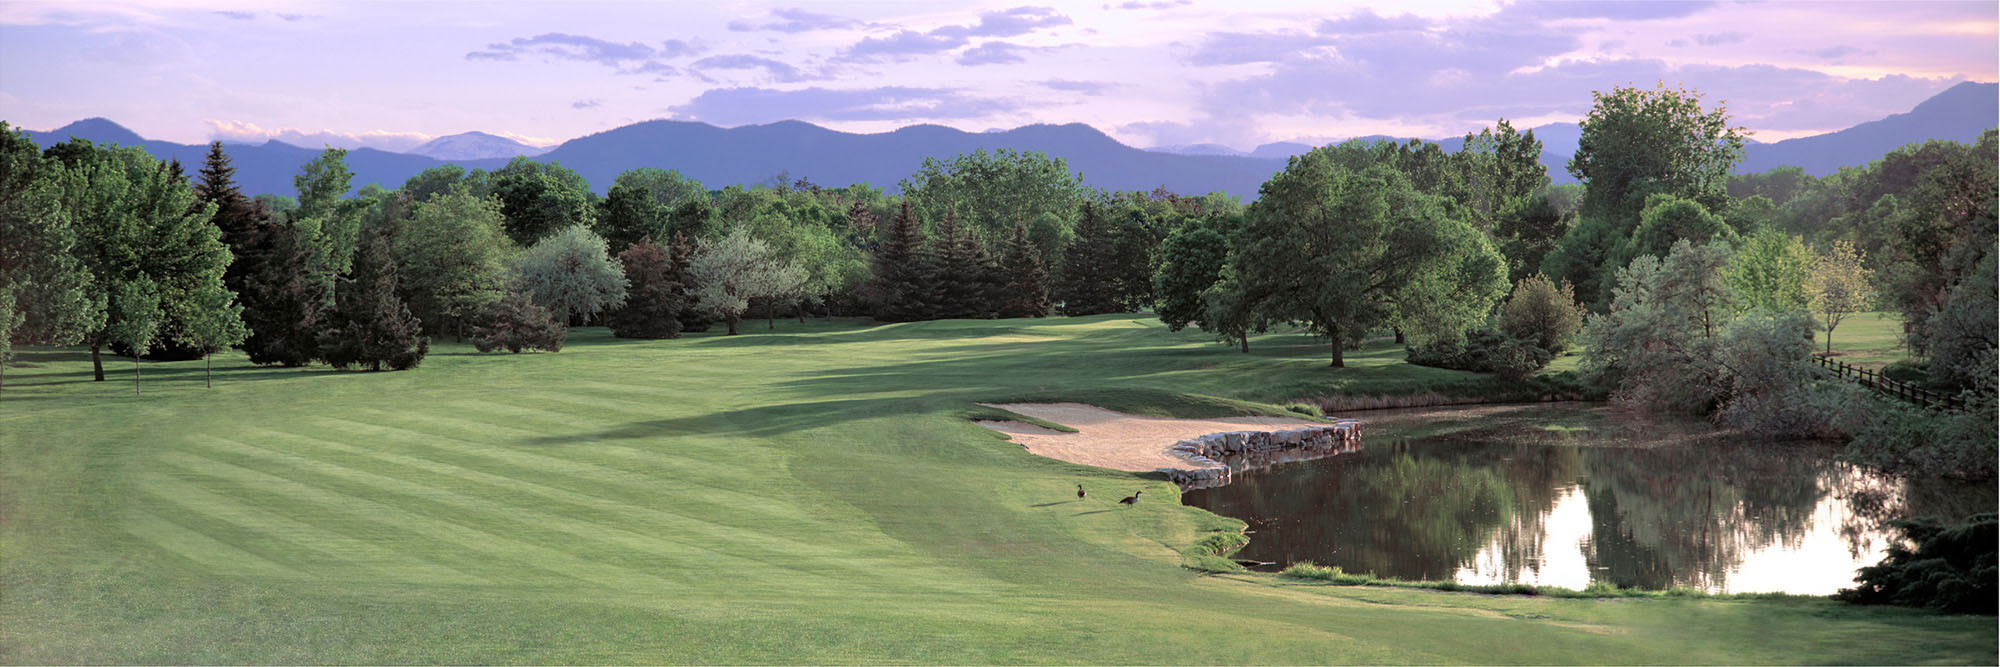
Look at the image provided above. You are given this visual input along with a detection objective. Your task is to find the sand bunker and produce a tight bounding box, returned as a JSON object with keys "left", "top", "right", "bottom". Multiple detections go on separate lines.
{"left": 975, "top": 402, "right": 1320, "bottom": 471}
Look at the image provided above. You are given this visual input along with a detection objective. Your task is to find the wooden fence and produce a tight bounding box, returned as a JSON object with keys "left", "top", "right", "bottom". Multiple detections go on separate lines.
{"left": 1811, "top": 355, "right": 1967, "bottom": 412}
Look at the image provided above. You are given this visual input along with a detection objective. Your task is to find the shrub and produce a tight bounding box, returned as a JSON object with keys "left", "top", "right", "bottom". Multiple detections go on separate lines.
{"left": 1283, "top": 402, "right": 1323, "bottom": 417}
{"left": 1838, "top": 514, "right": 1996, "bottom": 614}
{"left": 1882, "top": 360, "right": 1929, "bottom": 386}
{"left": 472, "top": 290, "right": 567, "bottom": 353}
{"left": 1499, "top": 273, "right": 1584, "bottom": 353}
{"left": 1279, "top": 562, "right": 1376, "bottom": 585}
{"left": 1407, "top": 329, "right": 1553, "bottom": 380}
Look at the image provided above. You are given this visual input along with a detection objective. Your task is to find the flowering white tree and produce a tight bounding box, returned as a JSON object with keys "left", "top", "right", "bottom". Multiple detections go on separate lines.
{"left": 688, "top": 228, "right": 806, "bottom": 335}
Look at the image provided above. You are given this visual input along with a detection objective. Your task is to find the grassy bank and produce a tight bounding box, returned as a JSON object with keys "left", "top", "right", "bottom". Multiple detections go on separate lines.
{"left": 2, "top": 315, "right": 1991, "bottom": 664}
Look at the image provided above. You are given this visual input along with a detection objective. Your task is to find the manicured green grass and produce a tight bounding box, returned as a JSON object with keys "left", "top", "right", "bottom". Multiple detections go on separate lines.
{"left": 1821, "top": 311, "right": 1911, "bottom": 368}
{"left": 2, "top": 315, "right": 1990, "bottom": 664}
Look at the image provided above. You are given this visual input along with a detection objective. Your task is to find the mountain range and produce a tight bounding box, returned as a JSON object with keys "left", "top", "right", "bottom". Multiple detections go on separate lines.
{"left": 21, "top": 81, "right": 1995, "bottom": 200}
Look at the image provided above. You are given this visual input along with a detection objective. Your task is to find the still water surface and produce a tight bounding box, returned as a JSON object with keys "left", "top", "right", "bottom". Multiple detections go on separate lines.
{"left": 1182, "top": 404, "right": 1995, "bottom": 594}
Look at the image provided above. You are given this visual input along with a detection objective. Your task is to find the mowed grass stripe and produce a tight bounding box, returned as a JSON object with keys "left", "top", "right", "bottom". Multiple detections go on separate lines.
{"left": 184, "top": 433, "right": 851, "bottom": 589}
{"left": 135, "top": 471, "right": 487, "bottom": 585}
{"left": 445, "top": 397, "right": 757, "bottom": 462}
{"left": 231, "top": 427, "right": 897, "bottom": 569}
{"left": 153, "top": 450, "right": 673, "bottom": 589}
{"left": 120, "top": 509, "right": 303, "bottom": 579}
{"left": 310, "top": 412, "right": 809, "bottom": 527}
{"left": 277, "top": 419, "right": 984, "bottom": 590}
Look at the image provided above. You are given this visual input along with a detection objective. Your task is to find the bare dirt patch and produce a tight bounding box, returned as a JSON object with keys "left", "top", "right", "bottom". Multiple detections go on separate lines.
{"left": 975, "top": 402, "right": 1319, "bottom": 471}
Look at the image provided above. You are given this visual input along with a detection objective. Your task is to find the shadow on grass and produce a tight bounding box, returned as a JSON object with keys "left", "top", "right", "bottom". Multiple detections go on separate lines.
{"left": 519, "top": 396, "right": 918, "bottom": 444}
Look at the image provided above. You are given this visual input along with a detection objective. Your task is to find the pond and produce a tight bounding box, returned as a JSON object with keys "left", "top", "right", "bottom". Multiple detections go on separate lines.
{"left": 1181, "top": 403, "right": 1996, "bottom": 595}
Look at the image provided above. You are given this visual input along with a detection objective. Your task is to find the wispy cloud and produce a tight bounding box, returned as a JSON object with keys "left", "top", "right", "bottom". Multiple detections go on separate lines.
{"left": 838, "top": 6, "right": 1070, "bottom": 62}
{"left": 466, "top": 32, "right": 659, "bottom": 65}
{"left": 572, "top": 99, "right": 602, "bottom": 109}
{"left": 727, "top": 8, "right": 865, "bottom": 33}
{"left": 669, "top": 86, "right": 1018, "bottom": 126}
{"left": 692, "top": 54, "right": 813, "bottom": 82}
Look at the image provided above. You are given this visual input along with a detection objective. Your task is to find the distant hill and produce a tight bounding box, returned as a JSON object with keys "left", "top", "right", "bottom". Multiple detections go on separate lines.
{"left": 17, "top": 82, "right": 1993, "bottom": 199}
{"left": 408, "top": 131, "right": 549, "bottom": 161}
{"left": 1739, "top": 81, "right": 1998, "bottom": 175}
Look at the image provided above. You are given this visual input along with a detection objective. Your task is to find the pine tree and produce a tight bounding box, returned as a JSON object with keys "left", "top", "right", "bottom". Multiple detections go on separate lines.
{"left": 196, "top": 141, "right": 272, "bottom": 297}
{"left": 240, "top": 224, "right": 326, "bottom": 366}
{"left": 317, "top": 231, "right": 427, "bottom": 371}
{"left": 996, "top": 221, "right": 1051, "bottom": 318}
{"left": 869, "top": 202, "right": 937, "bottom": 322}
{"left": 929, "top": 211, "right": 998, "bottom": 319}
{"left": 608, "top": 236, "right": 684, "bottom": 339}
{"left": 1056, "top": 202, "right": 1125, "bottom": 315}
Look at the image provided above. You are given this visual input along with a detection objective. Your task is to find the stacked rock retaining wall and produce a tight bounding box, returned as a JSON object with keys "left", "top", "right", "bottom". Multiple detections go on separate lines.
{"left": 1156, "top": 419, "right": 1362, "bottom": 489}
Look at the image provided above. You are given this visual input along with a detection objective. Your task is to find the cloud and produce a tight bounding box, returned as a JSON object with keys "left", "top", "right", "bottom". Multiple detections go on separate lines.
{"left": 693, "top": 54, "right": 811, "bottom": 82}
{"left": 1041, "top": 80, "right": 1115, "bottom": 95}
{"left": 841, "top": 30, "right": 967, "bottom": 61}
{"left": 1111, "top": 0, "right": 1191, "bottom": 9}
{"left": 1185, "top": 31, "right": 1329, "bottom": 66}
{"left": 1505, "top": 1, "right": 1717, "bottom": 21}
{"left": 668, "top": 86, "right": 1018, "bottom": 126}
{"left": 572, "top": 99, "right": 602, "bottom": 109}
{"left": 466, "top": 32, "right": 669, "bottom": 66}
{"left": 213, "top": 10, "right": 255, "bottom": 20}
{"left": 957, "top": 42, "right": 1032, "bottom": 66}
{"left": 1317, "top": 10, "right": 1430, "bottom": 35}
{"left": 658, "top": 39, "right": 701, "bottom": 59}
{"left": 838, "top": 6, "right": 1071, "bottom": 62}
{"left": 204, "top": 119, "right": 431, "bottom": 152}
{"left": 1805, "top": 45, "right": 1871, "bottom": 60}
{"left": 727, "top": 8, "right": 865, "bottom": 33}
{"left": 1693, "top": 31, "right": 1746, "bottom": 46}
{"left": 940, "top": 6, "right": 1071, "bottom": 39}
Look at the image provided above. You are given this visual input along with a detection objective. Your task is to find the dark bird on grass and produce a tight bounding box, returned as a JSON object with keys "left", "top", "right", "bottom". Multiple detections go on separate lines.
{"left": 1077, "top": 484, "right": 1086, "bottom": 499}
{"left": 1119, "top": 491, "right": 1142, "bottom": 506}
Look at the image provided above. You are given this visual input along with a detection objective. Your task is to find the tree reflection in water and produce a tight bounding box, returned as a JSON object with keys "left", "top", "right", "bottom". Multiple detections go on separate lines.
{"left": 1183, "top": 404, "right": 1996, "bottom": 594}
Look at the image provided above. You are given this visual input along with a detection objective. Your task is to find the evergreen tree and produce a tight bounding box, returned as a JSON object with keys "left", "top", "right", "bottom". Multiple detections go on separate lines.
{"left": 1055, "top": 202, "right": 1125, "bottom": 315}
{"left": 195, "top": 141, "right": 273, "bottom": 305}
{"left": 869, "top": 202, "right": 936, "bottom": 322}
{"left": 317, "top": 231, "right": 427, "bottom": 371}
{"left": 239, "top": 224, "right": 326, "bottom": 366}
{"left": 995, "top": 221, "right": 1050, "bottom": 318}
{"left": 472, "top": 289, "right": 567, "bottom": 353}
{"left": 607, "top": 237, "right": 683, "bottom": 339}
{"left": 930, "top": 211, "right": 998, "bottom": 319}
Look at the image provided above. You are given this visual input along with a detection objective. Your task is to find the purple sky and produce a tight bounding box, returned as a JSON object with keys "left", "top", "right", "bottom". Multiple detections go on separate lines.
{"left": 2, "top": 1, "right": 1993, "bottom": 152}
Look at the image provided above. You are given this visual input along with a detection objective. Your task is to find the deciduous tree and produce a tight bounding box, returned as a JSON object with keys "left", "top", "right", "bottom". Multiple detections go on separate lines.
{"left": 689, "top": 228, "right": 806, "bottom": 335}
{"left": 1808, "top": 240, "right": 1874, "bottom": 355}
{"left": 515, "top": 225, "right": 627, "bottom": 324}
{"left": 607, "top": 237, "right": 684, "bottom": 339}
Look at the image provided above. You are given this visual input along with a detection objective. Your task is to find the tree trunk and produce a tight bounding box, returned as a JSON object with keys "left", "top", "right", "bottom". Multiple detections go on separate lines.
{"left": 726, "top": 313, "right": 739, "bottom": 335}
{"left": 1826, "top": 327, "right": 1834, "bottom": 355}
{"left": 1394, "top": 327, "right": 1405, "bottom": 344}
{"left": 91, "top": 344, "right": 105, "bottom": 381}
{"left": 1329, "top": 323, "right": 1345, "bottom": 368}
{"left": 133, "top": 356, "right": 141, "bottom": 395}
{"left": 205, "top": 356, "right": 212, "bottom": 389}
{"left": 1238, "top": 332, "right": 1249, "bottom": 353}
